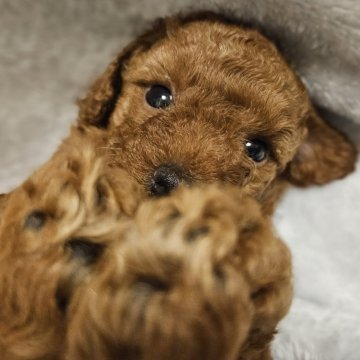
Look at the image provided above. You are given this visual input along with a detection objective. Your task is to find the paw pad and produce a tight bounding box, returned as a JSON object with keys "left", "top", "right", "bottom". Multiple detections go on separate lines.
{"left": 133, "top": 276, "right": 170, "bottom": 294}
{"left": 24, "top": 210, "right": 47, "bottom": 230}
{"left": 186, "top": 225, "right": 209, "bottom": 242}
{"left": 66, "top": 238, "right": 104, "bottom": 265}
{"left": 166, "top": 208, "right": 181, "bottom": 222}
{"left": 213, "top": 266, "right": 226, "bottom": 286}
{"left": 95, "top": 181, "right": 108, "bottom": 208}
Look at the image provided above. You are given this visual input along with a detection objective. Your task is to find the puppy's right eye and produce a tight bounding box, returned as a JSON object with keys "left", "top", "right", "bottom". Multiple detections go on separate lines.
{"left": 245, "top": 139, "right": 268, "bottom": 162}
{"left": 146, "top": 85, "right": 173, "bottom": 109}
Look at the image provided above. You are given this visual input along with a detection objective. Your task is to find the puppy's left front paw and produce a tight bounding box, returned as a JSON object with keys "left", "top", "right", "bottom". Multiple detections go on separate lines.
{"left": 66, "top": 185, "right": 259, "bottom": 360}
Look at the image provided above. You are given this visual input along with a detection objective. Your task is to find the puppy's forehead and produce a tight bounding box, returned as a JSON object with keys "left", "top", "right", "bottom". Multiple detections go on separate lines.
{"left": 125, "top": 20, "right": 308, "bottom": 121}
{"left": 128, "top": 22, "right": 290, "bottom": 83}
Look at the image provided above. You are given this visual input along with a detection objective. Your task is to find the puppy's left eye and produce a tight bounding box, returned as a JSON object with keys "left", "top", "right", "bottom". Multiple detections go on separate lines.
{"left": 245, "top": 139, "right": 268, "bottom": 162}
{"left": 146, "top": 85, "right": 173, "bottom": 108}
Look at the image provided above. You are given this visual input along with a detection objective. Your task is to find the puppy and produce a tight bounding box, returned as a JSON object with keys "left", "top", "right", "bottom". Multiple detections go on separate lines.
{"left": 0, "top": 128, "right": 291, "bottom": 360}
{"left": 0, "top": 10, "right": 356, "bottom": 360}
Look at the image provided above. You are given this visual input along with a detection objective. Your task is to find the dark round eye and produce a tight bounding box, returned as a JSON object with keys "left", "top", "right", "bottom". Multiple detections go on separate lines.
{"left": 145, "top": 85, "right": 173, "bottom": 109}
{"left": 245, "top": 139, "right": 268, "bottom": 162}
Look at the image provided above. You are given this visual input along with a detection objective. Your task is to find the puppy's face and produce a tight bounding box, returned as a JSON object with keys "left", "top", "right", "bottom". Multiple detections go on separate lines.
{"left": 79, "top": 13, "right": 356, "bottom": 212}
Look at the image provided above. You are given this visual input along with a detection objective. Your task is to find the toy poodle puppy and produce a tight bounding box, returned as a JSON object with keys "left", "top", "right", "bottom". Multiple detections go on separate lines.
{"left": 0, "top": 10, "right": 356, "bottom": 360}
{"left": 0, "top": 129, "right": 291, "bottom": 360}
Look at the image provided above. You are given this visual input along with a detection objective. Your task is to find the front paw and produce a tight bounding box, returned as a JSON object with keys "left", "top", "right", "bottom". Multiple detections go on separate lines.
{"left": 66, "top": 185, "right": 260, "bottom": 360}
{"left": 66, "top": 184, "right": 292, "bottom": 360}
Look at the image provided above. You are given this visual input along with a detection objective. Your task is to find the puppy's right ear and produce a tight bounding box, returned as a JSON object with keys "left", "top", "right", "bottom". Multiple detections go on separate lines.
{"left": 77, "top": 18, "right": 169, "bottom": 128}
{"left": 0, "top": 193, "right": 8, "bottom": 215}
{"left": 77, "top": 54, "right": 124, "bottom": 128}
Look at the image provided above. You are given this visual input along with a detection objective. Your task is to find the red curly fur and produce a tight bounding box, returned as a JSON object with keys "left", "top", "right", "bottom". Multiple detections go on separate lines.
{"left": 77, "top": 11, "right": 356, "bottom": 213}
{"left": 0, "top": 11, "right": 356, "bottom": 360}
{"left": 0, "top": 128, "right": 291, "bottom": 360}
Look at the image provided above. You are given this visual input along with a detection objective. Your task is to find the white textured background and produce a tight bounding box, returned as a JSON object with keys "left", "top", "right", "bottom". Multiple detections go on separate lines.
{"left": 0, "top": 1, "right": 359, "bottom": 359}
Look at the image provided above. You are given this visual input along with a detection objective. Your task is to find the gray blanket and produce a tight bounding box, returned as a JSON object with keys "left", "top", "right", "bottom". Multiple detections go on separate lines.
{"left": 1, "top": 1, "right": 359, "bottom": 359}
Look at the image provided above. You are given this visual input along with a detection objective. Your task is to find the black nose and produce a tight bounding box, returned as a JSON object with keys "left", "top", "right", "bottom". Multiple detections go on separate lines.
{"left": 150, "top": 164, "right": 182, "bottom": 196}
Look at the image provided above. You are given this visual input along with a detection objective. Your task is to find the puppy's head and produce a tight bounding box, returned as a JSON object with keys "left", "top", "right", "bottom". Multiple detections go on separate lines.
{"left": 78, "top": 12, "right": 356, "bottom": 211}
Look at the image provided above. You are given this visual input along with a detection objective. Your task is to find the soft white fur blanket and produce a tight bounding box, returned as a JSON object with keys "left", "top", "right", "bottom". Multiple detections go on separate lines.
{"left": 0, "top": 1, "right": 359, "bottom": 359}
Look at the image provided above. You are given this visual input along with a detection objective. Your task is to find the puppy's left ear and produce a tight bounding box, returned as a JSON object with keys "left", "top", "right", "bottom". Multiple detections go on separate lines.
{"left": 286, "top": 111, "right": 357, "bottom": 186}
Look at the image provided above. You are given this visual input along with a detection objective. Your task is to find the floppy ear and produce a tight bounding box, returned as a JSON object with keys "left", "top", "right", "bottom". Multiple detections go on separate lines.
{"left": 77, "top": 55, "right": 124, "bottom": 128}
{"left": 286, "top": 110, "right": 357, "bottom": 186}
{"left": 77, "top": 18, "right": 168, "bottom": 128}
{"left": 0, "top": 193, "right": 9, "bottom": 216}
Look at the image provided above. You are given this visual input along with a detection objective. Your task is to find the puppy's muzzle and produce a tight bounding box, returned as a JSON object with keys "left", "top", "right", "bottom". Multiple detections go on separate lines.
{"left": 150, "top": 164, "right": 185, "bottom": 196}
